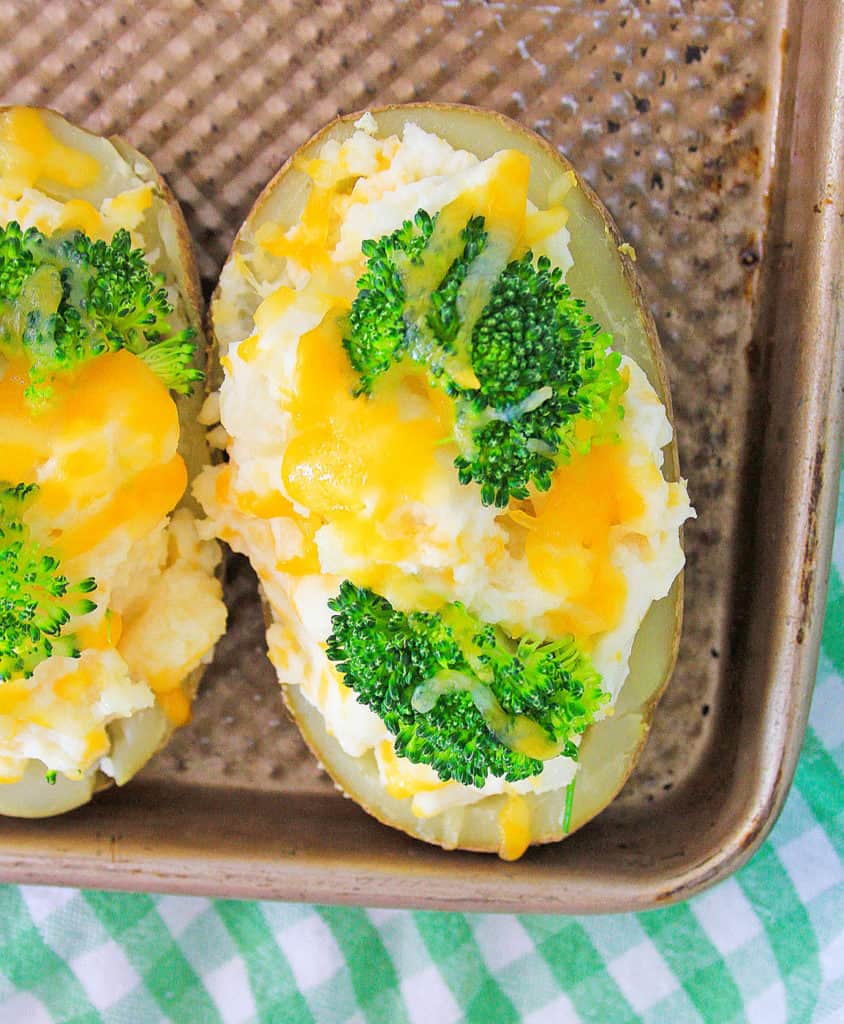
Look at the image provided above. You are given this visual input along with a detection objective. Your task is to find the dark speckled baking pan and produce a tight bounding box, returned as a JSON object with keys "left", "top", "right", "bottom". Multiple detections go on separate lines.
{"left": 0, "top": 0, "right": 841, "bottom": 912}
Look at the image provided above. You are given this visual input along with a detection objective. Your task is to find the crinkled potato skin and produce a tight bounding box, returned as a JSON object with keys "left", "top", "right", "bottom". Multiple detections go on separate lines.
{"left": 0, "top": 108, "right": 214, "bottom": 818}
{"left": 213, "top": 103, "right": 685, "bottom": 854}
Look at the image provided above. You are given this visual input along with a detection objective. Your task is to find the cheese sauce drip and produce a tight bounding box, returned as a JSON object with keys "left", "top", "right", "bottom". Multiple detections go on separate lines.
{"left": 498, "top": 793, "right": 531, "bottom": 861}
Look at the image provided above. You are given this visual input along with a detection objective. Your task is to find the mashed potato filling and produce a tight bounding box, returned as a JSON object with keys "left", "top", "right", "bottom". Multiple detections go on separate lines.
{"left": 0, "top": 109, "right": 226, "bottom": 787}
{"left": 199, "top": 117, "right": 693, "bottom": 831}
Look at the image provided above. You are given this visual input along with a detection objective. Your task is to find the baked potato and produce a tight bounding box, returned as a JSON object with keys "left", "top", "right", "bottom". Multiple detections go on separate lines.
{"left": 0, "top": 107, "right": 227, "bottom": 816}
{"left": 197, "top": 104, "right": 693, "bottom": 857}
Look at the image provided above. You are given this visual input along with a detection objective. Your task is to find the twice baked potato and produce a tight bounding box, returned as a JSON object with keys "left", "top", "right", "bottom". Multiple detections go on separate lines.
{"left": 197, "top": 104, "right": 693, "bottom": 857}
{"left": 0, "top": 107, "right": 227, "bottom": 816}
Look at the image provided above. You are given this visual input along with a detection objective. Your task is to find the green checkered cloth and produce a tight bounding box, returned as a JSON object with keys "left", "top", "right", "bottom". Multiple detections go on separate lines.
{"left": 1, "top": 466, "right": 842, "bottom": 1024}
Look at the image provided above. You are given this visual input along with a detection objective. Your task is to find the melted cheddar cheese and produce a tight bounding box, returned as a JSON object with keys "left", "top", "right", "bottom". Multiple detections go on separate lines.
{"left": 283, "top": 319, "right": 456, "bottom": 568}
{"left": 375, "top": 740, "right": 452, "bottom": 801}
{"left": 0, "top": 107, "right": 100, "bottom": 197}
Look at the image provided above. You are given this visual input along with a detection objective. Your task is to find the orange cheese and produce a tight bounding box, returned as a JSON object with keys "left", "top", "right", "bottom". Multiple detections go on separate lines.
{"left": 2, "top": 350, "right": 179, "bottom": 492}
{"left": 156, "top": 688, "right": 192, "bottom": 727}
{"left": 103, "top": 185, "right": 153, "bottom": 229}
{"left": 377, "top": 740, "right": 451, "bottom": 801}
{"left": 56, "top": 455, "right": 186, "bottom": 560}
{"left": 280, "top": 318, "right": 454, "bottom": 568}
{"left": 52, "top": 668, "right": 93, "bottom": 703}
{"left": 76, "top": 611, "right": 123, "bottom": 651}
{"left": 497, "top": 793, "right": 531, "bottom": 861}
{"left": 0, "top": 680, "right": 31, "bottom": 717}
{"left": 0, "top": 107, "right": 100, "bottom": 198}
{"left": 3, "top": 350, "right": 184, "bottom": 556}
{"left": 256, "top": 184, "right": 337, "bottom": 276}
{"left": 525, "top": 205, "right": 569, "bottom": 246}
{"left": 525, "top": 443, "right": 645, "bottom": 639}
{"left": 81, "top": 727, "right": 109, "bottom": 763}
{"left": 56, "top": 198, "right": 106, "bottom": 239}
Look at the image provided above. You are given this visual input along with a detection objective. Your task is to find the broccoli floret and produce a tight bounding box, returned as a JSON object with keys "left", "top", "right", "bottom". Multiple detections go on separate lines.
{"left": 455, "top": 253, "right": 625, "bottom": 506}
{"left": 342, "top": 210, "right": 626, "bottom": 505}
{"left": 0, "top": 219, "right": 36, "bottom": 296}
{"left": 0, "top": 221, "right": 201, "bottom": 402}
{"left": 0, "top": 483, "right": 97, "bottom": 682}
{"left": 344, "top": 210, "right": 435, "bottom": 395}
{"left": 345, "top": 212, "right": 492, "bottom": 394}
{"left": 326, "top": 580, "right": 608, "bottom": 789}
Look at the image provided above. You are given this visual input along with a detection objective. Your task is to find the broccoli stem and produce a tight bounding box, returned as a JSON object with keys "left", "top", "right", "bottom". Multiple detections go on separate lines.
{"left": 562, "top": 778, "right": 576, "bottom": 834}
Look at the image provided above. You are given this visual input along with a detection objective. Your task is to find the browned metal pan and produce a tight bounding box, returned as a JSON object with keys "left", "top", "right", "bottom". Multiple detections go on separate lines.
{"left": 0, "top": 0, "right": 841, "bottom": 912}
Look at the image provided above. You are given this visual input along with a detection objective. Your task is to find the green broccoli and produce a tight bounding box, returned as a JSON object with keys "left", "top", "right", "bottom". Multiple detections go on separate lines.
{"left": 345, "top": 211, "right": 488, "bottom": 395}
{"left": 342, "top": 208, "right": 626, "bottom": 506}
{"left": 455, "top": 252, "right": 625, "bottom": 506}
{"left": 0, "top": 483, "right": 97, "bottom": 682}
{"left": 0, "top": 221, "right": 201, "bottom": 402}
{"left": 326, "top": 580, "right": 608, "bottom": 789}
{"left": 344, "top": 210, "right": 435, "bottom": 395}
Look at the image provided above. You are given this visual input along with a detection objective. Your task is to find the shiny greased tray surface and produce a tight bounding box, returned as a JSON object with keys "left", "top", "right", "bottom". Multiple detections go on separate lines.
{"left": 0, "top": 0, "right": 841, "bottom": 913}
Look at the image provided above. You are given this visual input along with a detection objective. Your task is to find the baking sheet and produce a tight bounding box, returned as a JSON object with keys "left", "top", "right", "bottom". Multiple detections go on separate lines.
{"left": 0, "top": 0, "right": 841, "bottom": 912}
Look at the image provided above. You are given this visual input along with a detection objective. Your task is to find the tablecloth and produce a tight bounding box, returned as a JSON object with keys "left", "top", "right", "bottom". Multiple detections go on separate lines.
{"left": 0, "top": 464, "right": 841, "bottom": 1024}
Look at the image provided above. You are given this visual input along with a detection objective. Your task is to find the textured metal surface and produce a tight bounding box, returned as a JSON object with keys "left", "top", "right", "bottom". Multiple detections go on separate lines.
{"left": 1, "top": 0, "right": 841, "bottom": 910}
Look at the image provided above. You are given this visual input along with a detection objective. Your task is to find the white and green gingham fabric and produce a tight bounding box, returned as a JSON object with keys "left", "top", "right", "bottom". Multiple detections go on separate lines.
{"left": 1, "top": 465, "right": 841, "bottom": 1024}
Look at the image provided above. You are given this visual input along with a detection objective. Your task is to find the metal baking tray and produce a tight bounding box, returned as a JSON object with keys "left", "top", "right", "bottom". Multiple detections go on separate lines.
{"left": 0, "top": 0, "right": 841, "bottom": 913}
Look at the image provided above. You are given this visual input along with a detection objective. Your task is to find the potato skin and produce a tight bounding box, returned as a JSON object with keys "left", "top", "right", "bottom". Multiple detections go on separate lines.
{"left": 213, "top": 103, "right": 685, "bottom": 854}
{"left": 0, "top": 109, "right": 213, "bottom": 818}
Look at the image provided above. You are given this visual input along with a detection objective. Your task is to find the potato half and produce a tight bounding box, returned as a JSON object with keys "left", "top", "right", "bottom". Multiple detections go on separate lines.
{"left": 212, "top": 104, "right": 684, "bottom": 854}
{"left": 0, "top": 108, "right": 224, "bottom": 817}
